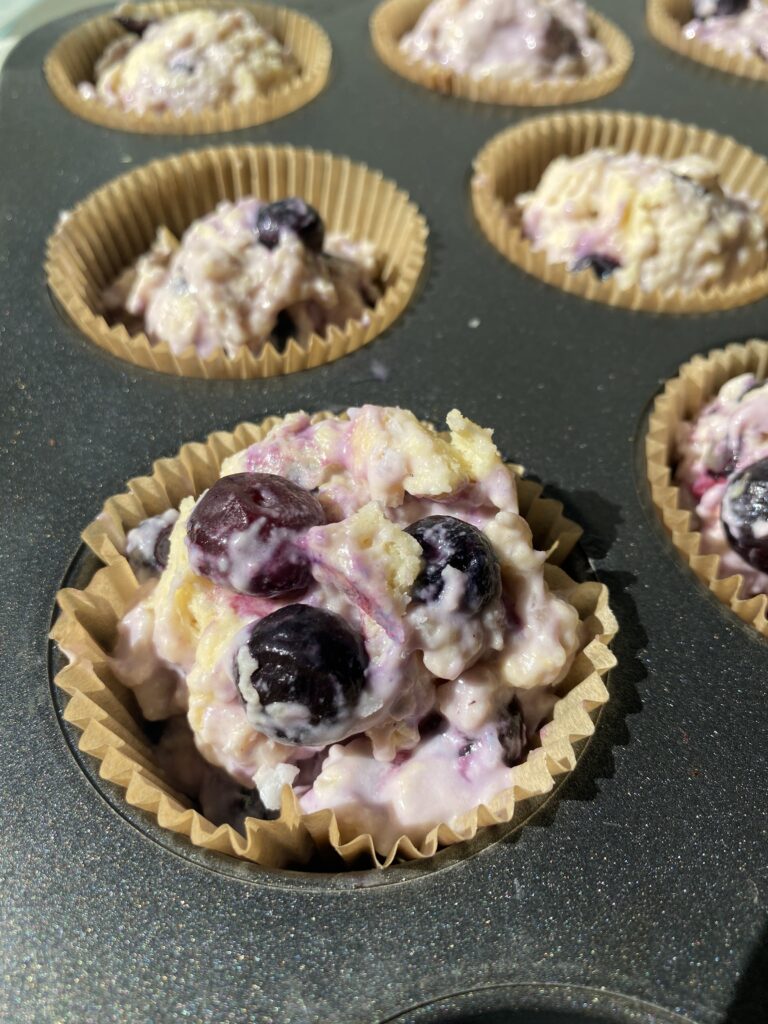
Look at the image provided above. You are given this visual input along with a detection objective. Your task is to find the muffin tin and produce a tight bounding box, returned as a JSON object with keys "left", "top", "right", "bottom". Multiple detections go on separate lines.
{"left": 3, "top": 1, "right": 768, "bottom": 1021}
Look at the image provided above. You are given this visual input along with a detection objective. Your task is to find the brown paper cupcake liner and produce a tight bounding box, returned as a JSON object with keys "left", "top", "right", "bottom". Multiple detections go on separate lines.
{"left": 370, "top": 0, "right": 633, "bottom": 106}
{"left": 646, "top": 338, "right": 768, "bottom": 634}
{"left": 51, "top": 411, "right": 617, "bottom": 870}
{"left": 647, "top": 0, "right": 768, "bottom": 83}
{"left": 45, "top": 145, "right": 428, "bottom": 380}
{"left": 471, "top": 110, "right": 768, "bottom": 314}
{"left": 44, "top": 1, "right": 332, "bottom": 134}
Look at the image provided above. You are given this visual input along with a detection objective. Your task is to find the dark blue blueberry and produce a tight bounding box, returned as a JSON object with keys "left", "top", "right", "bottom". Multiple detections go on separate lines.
{"left": 542, "top": 15, "right": 580, "bottom": 60}
{"left": 498, "top": 698, "right": 527, "bottom": 767}
{"left": 234, "top": 605, "right": 369, "bottom": 745}
{"left": 711, "top": 0, "right": 749, "bottom": 15}
{"left": 255, "top": 198, "right": 325, "bottom": 253}
{"left": 572, "top": 254, "right": 621, "bottom": 280}
{"left": 418, "top": 710, "right": 445, "bottom": 740}
{"left": 114, "top": 15, "right": 154, "bottom": 36}
{"left": 153, "top": 524, "right": 173, "bottom": 571}
{"left": 405, "top": 515, "right": 502, "bottom": 614}
{"left": 270, "top": 310, "right": 296, "bottom": 353}
{"left": 126, "top": 513, "right": 177, "bottom": 575}
{"left": 187, "top": 473, "right": 325, "bottom": 597}
{"left": 721, "top": 457, "right": 768, "bottom": 573}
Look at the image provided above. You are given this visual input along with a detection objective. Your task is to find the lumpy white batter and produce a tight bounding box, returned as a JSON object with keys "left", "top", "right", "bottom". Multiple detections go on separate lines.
{"left": 78, "top": 8, "right": 297, "bottom": 115}
{"left": 399, "top": 0, "right": 609, "bottom": 81}
{"left": 102, "top": 198, "right": 382, "bottom": 360}
{"left": 517, "top": 149, "right": 766, "bottom": 294}
{"left": 112, "top": 407, "right": 581, "bottom": 851}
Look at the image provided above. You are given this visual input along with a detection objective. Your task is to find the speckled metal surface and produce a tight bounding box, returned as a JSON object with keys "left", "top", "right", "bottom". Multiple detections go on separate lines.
{"left": 2, "top": 2, "right": 768, "bottom": 1022}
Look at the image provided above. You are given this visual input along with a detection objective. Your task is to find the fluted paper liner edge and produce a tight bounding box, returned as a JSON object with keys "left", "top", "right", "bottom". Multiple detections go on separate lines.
{"left": 647, "top": 0, "right": 768, "bottom": 84}
{"left": 44, "top": 1, "right": 332, "bottom": 134}
{"left": 45, "top": 145, "right": 428, "bottom": 380}
{"left": 52, "top": 412, "right": 617, "bottom": 870}
{"left": 370, "top": 0, "right": 633, "bottom": 106}
{"left": 471, "top": 110, "right": 768, "bottom": 314}
{"left": 646, "top": 338, "right": 768, "bottom": 635}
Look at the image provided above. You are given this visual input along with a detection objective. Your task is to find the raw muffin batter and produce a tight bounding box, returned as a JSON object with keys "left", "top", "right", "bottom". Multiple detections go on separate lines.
{"left": 516, "top": 149, "right": 767, "bottom": 294}
{"left": 102, "top": 197, "right": 382, "bottom": 360}
{"left": 684, "top": 0, "right": 768, "bottom": 64}
{"left": 112, "top": 407, "right": 581, "bottom": 852}
{"left": 78, "top": 7, "right": 297, "bottom": 115}
{"left": 677, "top": 374, "right": 768, "bottom": 597}
{"left": 398, "top": 0, "right": 609, "bottom": 81}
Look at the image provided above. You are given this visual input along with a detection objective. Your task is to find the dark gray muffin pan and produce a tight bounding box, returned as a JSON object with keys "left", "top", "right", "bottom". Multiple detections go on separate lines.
{"left": 1, "top": 1, "right": 767, "bottom": 1021}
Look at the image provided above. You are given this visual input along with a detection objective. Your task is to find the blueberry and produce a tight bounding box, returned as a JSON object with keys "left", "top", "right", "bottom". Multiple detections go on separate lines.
{"left": 572, "top": 254, "right": 621, "bottom": 280}
{"left": 126, "top": 511, "right": 178, "bottom": 576}
{"left": 186, "top": 473, "right": 325, "bottom": 597}
{"left": 497, "top": 698, "right": 527, "bottom": 767}
{"left": 113, "top": 15, "right": 154, "bottom": 36}
{"left": 712, "top": 0, "right": 749, "bottom": 15}
{"left": 721, "top": 457, "right": 768, "bottom": 573}
{"left": 153, "top": 524, "right": 173, "bottom": 570}
{"left": 234, "top": 605, "right": 369, "bottom": 745}
{"left": 255, "top": 198, "right": 325, "bottom": 253}
{"left": 405, "top": 515, "right": 501, "bottom": 614}
{"left": 542, "top": 15, "right": 581, "bottom": 61}
{"left": 418, "top": 710, "right": 445, "bottom": 739}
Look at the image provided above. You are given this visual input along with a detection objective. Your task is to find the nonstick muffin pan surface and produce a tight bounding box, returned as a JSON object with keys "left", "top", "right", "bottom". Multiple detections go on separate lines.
{"left": 2, "top": 1, "right": 768, "bottom": 1021}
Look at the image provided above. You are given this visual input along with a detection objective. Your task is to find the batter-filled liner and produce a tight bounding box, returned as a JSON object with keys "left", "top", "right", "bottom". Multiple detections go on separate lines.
{"left": 647, "top": 0, "right": 768, "bottom": 83}
{"left": 646, "top": 337, "right": 768, "bottom": 634}
{"left": 52, "top": 412, "right": 617, "bottom": 870}
{"left": 44, "top": 0, "right": 332, "bottom": 133}
{"left": 370, "top": 0, "right": 632, "bottom": 105}
{"left": 471, "top": 110, "right": 768, "bottom": 313}
{"left": 45, "top": 145, "right": 428, "bottom": 379}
